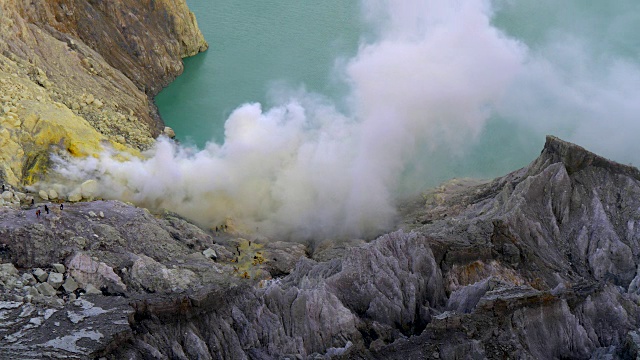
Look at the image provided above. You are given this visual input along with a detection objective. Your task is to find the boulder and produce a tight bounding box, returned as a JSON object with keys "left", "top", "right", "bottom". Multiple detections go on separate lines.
{"left": 202, "top": 248, "right": 217, "bottom": 260}
{"left": 67, "top": 189, "right": 82, "bottom": 202}
{"left": 163, "top": 126, "right": 176, "bottom": 138}
{"left": 52, "top": 263, "right": 65, "bottom": 273}
{"left": 35, "top": 282, "right": 57, "bottom": 297}
{"left": 1, "top": 191, "right": 12, "bottom": 201}
{"left": 62, "top": 276, "right": 78, "bottom": 293}
{"left": 26, "top": 285, "right": 40, "bottom": 297}
{"left": 38, "top": 190, "right": 49, "bottom": 200}
{"left": 0, "top": 263, "right": 18, "bottom": 281}
{"left": 48, "top": 189, "right": 58, "bottom": 200}
{"left": 47, "top": 272, "right": 64, "bottom": 289}
{"left": 32, "top": 268, "right": 48, "bottom": 282}
{"left": 67, "top": 252, "right": 126, "bottom": 294}
{"left": 20, "top": 273, "right": 36, "bottom": 286}
{"left": 80, "top": 180, "right": 98, "bottom": 199}
{"left": 130, "top": 254, "right": 197, "bottom": 293}
{"left": 83, "top": 283, "right": 103, "bottom": 295}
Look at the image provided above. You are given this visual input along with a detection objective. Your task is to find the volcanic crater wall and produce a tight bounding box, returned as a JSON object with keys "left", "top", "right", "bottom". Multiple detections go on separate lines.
{"left": 0, "top": 0, "right": 207, "bottom": 186}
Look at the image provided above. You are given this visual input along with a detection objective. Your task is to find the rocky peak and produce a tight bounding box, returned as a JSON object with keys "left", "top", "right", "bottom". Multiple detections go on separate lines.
{"left": 531, "top": 135, "right": 640, "bottom": 179}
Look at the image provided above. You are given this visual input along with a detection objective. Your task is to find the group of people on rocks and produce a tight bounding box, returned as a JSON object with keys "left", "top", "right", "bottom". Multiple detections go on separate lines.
{"left": 34, "top": 202, "right": 64, "bottom": 218}
{"left": 215, "top": 224, "right": 228, "bottom": 233}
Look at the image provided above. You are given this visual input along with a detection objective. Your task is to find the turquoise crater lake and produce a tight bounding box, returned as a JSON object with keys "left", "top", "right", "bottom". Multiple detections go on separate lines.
{"left": 155, "top": 0, "right": 363, "bottom": 147}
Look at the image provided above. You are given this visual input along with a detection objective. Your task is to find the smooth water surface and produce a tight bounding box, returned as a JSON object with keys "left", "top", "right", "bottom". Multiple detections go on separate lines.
{"left": 156, "top": 1, "right": 363, "bottom": 146}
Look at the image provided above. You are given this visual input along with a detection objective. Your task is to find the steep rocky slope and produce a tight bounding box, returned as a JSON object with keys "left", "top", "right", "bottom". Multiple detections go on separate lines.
{"left": 0, "top": 0, "right": 207, "bottom": 186}
{"left": 1, "top": 136, "right": 640, "bottom": 359}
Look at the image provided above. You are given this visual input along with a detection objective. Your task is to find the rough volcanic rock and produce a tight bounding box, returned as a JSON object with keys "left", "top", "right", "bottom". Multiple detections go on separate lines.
{"left": 2, "top": 136, "right": 640, "bottom": 359}
{"left": 104, "top": 136, "right": 640, "bottom": 359}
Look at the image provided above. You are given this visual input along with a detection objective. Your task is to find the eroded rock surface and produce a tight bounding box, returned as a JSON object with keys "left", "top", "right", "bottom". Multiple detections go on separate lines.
{"left": 106, "top": 136, "right": 640, "bottom": 359}
{"left": 4, "top": 136, "right": 640, "bottom": 359}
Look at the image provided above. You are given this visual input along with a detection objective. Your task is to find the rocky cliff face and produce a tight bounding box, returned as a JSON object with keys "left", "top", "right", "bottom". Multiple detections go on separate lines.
{"left": 0, "top": 0, "right": 207, "bottom": 186}
{"left": 1, "top": 136, "right": 640, "bottom": 359}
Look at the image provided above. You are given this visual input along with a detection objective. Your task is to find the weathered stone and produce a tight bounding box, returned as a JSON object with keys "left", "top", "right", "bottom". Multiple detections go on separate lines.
{"left": 32, "top": 268, "right": 48, "bottom": 282}
{"left": 38, "top": 190, "right": 49, "bottom": 200}
{"left": 62, "top": 276, "right": 78, "bottom": 293}
{"left": 52, "top": 263, "right": 65, "bottom": 273}
{"left": 163, "top": 126, "right": 176, "bottom": 138}
{"left": 20, "top": 273, "right": 36, "bottom": 286}
{"left": 83, "top": 283, "right": 102, "bottom": 295}
{"left": 67, "top": 189, "right": 82, "bottom": 202}
{"left": 26, "top": 286, "right": 39, "bottom": 298}
{"left": 0, "top": 263, "right": 18, "bottom": 281}
{"left": 130, "top": 254, "right": 197, "bottom": 293}
{"left": 80, "top": 180, "right": 98, "bottom": 199}
{"left": 48, "top": 189, "right": 58, "bottom": 200}
{"left": 35, "top": 282, "right": 57, "bottom": 297}
{"left": 47, "top": 272, "right": 64, "bottom": 289}
{"left": 1, "top": 191, "right": 12, "bottom": 201}
{"left": 202, "top": 248, "right": 217, "bottom": 260}
{"left": 67, "top": 253, "right": 126, "bottom": 294}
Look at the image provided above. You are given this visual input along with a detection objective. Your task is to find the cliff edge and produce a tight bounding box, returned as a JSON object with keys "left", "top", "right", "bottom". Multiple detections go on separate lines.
{"left": 0, "top": 0, "right": 207, "bottom": 186}
{"left": 2, "top": 136, "right": 640, "bottom": 359}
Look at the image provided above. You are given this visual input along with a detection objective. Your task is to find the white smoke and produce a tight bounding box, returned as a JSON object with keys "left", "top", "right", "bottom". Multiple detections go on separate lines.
{"left": 51, "top": 0, "right": 640, "bottom": 240}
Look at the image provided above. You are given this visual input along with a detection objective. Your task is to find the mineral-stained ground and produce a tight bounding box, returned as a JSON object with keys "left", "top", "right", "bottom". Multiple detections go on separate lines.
{"left": 2, "top": 136, "right": 640, "bottom": 359}
{"left": 2, "top": 1, "right": 640, "bottom": 359}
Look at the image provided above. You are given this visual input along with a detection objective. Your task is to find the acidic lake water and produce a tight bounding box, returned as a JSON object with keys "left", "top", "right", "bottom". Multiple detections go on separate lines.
{"left": 156, "top": 0, "right": 640, "bottom": 186}
{"left": 155, "top": 1, "right": 363, "bottom": 146}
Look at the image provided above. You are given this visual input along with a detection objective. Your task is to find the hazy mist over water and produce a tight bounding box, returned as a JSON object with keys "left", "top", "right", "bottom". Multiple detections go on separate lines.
{"left": 55, "top": 0, "right": 640, "bottom": 240}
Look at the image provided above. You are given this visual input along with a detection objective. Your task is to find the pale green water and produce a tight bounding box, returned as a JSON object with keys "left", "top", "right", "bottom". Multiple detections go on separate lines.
{"left": 156, "top": 0, "right": 363, "bottom": 146}
{"left": 157, "top": 0, "right": 640, "bottom": 186}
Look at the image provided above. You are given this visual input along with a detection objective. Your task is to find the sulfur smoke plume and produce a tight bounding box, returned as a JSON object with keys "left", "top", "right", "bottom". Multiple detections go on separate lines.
{"left": 50, "top": 0, "right": 640, "bottom": 240}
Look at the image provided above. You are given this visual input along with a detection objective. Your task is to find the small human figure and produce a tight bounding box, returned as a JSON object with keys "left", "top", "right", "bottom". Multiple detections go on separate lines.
{"left": 60, "top": 203, "right": 63, "bottom": 210}
{"left": 31, "top": 198, "right": 34, "bottom": 206}
{"left": 215, "top": 226, "right": 218, "bottom": 233}
{"left": 36, "top": 209, "right": 40, "bottom": 218}
{"left": 1, "top": 184, "right": 4, "bottom": 192}
{"left": 44, "top": 205, "right": 49, "bottom": 214}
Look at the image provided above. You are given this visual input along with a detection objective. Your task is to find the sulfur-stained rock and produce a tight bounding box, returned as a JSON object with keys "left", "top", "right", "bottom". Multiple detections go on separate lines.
{"left": 1, "top": 191, "right": 13, "bottom": 201}
{"left": 38, "top": 190, "right": 48, "bottom": 200}
{"left": 163, "top": 126, "right": 176, "bottom": 138}
{"left": 80, "top": 180, "right": 98, "bottom": 199}
{"left": 48, "top": 189, "right": 58, "bottom": 200}
{"left": 67, "top": 190, "right": 82, "bottom": 202}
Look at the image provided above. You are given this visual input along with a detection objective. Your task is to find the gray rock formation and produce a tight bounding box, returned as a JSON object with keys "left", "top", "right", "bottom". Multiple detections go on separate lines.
{"left": 2, "top": 136, "right": 640, "bottom": 359}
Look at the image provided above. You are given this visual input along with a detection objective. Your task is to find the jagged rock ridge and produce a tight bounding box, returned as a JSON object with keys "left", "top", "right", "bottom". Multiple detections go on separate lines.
{"left": 3, "top": 136, "right": 640, "bottom": 359}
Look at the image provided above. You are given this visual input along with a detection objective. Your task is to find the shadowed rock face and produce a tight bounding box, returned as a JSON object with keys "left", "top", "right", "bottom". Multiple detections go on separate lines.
{"left": 4, "top": 136, "right": 640, "bottom": 359}
{"left": 111, "top": 136, "right": 640, "bottom": 359}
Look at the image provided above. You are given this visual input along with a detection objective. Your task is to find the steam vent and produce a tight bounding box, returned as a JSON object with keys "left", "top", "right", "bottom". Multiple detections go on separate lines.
{"left": 1, "top": 0, "right": 640, "bottom": 359}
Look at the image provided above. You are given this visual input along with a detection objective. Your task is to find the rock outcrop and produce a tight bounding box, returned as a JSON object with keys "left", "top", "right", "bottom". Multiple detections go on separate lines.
{"left": 0, "top": 0, "right": 207, "bottom": 186}
{"left": 2, "top": 136, "right": 640, "bottom": 359}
